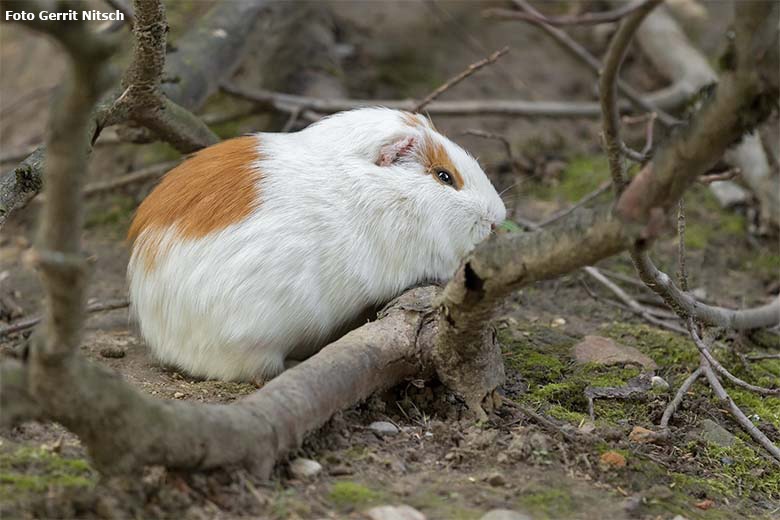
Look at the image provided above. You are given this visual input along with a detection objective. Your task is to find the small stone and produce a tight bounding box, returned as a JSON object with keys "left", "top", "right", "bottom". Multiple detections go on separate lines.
{"left": 551, "top": 317, "right": 566, "bottom": 327}
{"left": 628, "top": 426, "right": 656, "bottom": 444}
{"left": 697, "top": 419, "right": 735, "bottom": 447}
{"left": 173, "top": 392, "right": 185, "bottom": 399}
{"left": 578, "top": 420, "right": 596, "bottom": 435}
{"left": 328, "top": 464, "right": 353, "bottom": 476}
{"left": 365, "top": 504, "right": 426, "bottom": 520}
{"left": 651, "top": 376, "right": 670, "bottom": 391}
{"left": 694, "top": 499, "right": 714, "bottom": 510}
{"left": 599, "top": 451, "right": 626, "bottom": 469}
{"left": 572, "top": 335, "right": 657, "bottom": 370}
{"left": 480, "top": 509, "right": 533, "bottom": 520}
{"left": 671, "top": 516, "right": 689, "bottom": 520}
{"left": 99, "top": 345, "right": 126, "bottom": 358}
{"left": 369, "top": 421, "right": 400, "bottom": 436}
{"left": 288, "top": 457, "right": 322, "bottom": 479}
{"left": 486, "top": 472, "right": 506, "bottom": 487}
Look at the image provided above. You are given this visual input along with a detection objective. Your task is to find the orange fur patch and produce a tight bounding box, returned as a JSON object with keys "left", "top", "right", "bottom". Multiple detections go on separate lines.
{"left": 419, "top": 134, "right": 464, "bottom": 191}
{"left": 400, "top": 112, "right": 462, "bottom": 190}
{"left": 128, "top": 136, "right": 262, "bottom": 266}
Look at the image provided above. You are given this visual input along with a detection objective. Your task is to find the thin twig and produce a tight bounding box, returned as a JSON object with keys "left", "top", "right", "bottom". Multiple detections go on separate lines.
{"left": 677, "top": 198, "right": 689, "bottom": 291}
{"left": 698, "top": 168, "right": 741, "bottom": 184}
{"left": 461, "top": 129, "right": 519, "bottom": 176}
{"left": 539, "top": 181, "right": 611, "bottom": 227}
{"left": 485, "top": 0, "right": 649, "bottom": 26}
{"left": 502, "top": 397, "right": 590, "bottom": 443}
{"left": 584, "top": 266, "right": 687, "bottom": 334}
{"left": 511, "top": 0, "right": 677, "bottom": 128}
{"left": 746, "top": 353, "right": 780, "bottom": 361}
{"left": 0, "top": 299, "right": 130, "bottom": 338}
{"left": 221, "top": 83, "right": 619, "bottom": 118}
{"left": 700, "top": 358, "right": 780, "bottom": 464}
{"left": 600, "top": 0, "right": 663, "bottom": 192}
{"left": 660, "top": 366, "right": 703, "bottom": 428}
{"left": 83, "top": 160, "right": 179, "bottom": 196}
{"left": 414, "top": 47, "right": 509, "bottom": 113}
{"left": 689, "top": 322, "right": 780, "bottom": 396}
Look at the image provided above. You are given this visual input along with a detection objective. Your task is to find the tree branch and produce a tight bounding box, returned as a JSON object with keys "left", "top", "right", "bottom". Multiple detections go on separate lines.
{"left": 0, "top": 0, "right": 268, "bottom": 229}
{"left": 485, "top": 0, "right": 650, "bottom": 26}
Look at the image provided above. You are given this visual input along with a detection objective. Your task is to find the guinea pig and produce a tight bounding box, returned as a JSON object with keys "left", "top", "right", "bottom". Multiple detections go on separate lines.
{"left": 127, "top": 108, "right": 506, "bottom": 381}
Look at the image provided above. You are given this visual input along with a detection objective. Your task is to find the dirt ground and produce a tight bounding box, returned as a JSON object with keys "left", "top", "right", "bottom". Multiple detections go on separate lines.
{"left": 1, "top": 2, "right": 779, "bottom": 519}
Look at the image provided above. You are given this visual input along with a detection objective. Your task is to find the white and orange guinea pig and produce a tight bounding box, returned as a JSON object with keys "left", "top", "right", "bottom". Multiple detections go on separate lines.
{"left": 127, "top": 108, "right": 506, "bottom": 381}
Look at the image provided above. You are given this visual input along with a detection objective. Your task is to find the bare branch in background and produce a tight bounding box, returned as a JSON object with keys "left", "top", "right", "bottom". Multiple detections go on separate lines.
{"left": 509, "top": 0, "right": 679, "bottom": 127}
{"left": 434, "top": 0, "right": 778, "bottom": 420}
{"left": 599, "top": 0, "right": 662, "bottom": 192}
{"left": 0, "top": 299, "right": 130, "bottom": 338}
{"left": 414, "top": 46, "right": 509, "bottom": 113}
{"left": 486, "top": 0, "right": 649, "bottom": 26}
{"left": 0, "top": 1, "right": 268, "bottom": 229}
{"left": 630, "top": 2, "right": 780, "bottom": 227}
{"left": 102, "top": 0, "right": 218, "bottom": 152}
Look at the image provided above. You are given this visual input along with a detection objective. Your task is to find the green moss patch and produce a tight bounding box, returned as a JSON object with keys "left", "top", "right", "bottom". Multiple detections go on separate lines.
{"left": 0, "top": 444, "right": 96, "bottom": 503}
{"left": 327, "top": 481, "right": 382, "bottom": 510}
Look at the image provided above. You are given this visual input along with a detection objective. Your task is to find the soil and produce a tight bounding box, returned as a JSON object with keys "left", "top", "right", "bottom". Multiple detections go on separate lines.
{"left": 1, "top": 2, "right": 778, "bottom": 519}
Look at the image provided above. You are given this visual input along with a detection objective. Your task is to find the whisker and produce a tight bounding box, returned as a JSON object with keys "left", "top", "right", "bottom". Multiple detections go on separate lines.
{"left": 498, "top": 182, "right": 521, "bottom": 197}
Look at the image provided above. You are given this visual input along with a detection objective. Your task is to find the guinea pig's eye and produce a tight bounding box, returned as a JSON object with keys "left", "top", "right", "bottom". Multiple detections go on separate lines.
{"left": 436, "top": 169, "right": 454, "bottom": 186}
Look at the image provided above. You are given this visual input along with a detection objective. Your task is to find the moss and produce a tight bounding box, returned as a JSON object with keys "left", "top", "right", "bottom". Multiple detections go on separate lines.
{"left": 557, "top": 156, "right": 610, "bottom": 202}
{"left": 515, "top": 487, "right": 576, "bottom": 519}
{"left": 747, "top": 252, "right": 780, "bottom": 278}
{"left": 327, "top": 481, "right": 381, "bottom": 510}
{"left": 547, "top": 404, "right": 587, "bottom": 424}
{"left": 601, "top": 322, "right": 699, "bottom": 374}
{"left": 699, "top": 439, "right": 780, "bottom": 498}
{"left": 527, "top": 155, "right": 610, "bottom": 203}
{"left": 0, "top": 445, "right": 96, "bottom": 502}
{"left": 723, "top": 387, "right": 780, "bottom": 430}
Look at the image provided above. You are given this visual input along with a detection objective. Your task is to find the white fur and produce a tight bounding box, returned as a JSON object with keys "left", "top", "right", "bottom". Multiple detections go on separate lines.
{"left": 128, "top": 108, "right": 506, "bottom": 381}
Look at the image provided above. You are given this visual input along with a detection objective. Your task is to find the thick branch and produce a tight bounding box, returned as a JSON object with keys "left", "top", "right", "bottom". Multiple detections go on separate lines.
{"left": 0, "top": 0, "right": 267, "bottom": 228}
{"left": 1, "top": 288, "right": 438, "bottom": 475}
{"left": 600, "top": 0, "right": 661, "bottom": 192}
{"left": 435, "top": 0, "right": 779, "bottom": 416}
{"left": 631, "top": 2, "right": 780, "bottom": 226}
{"left": 103, "top": 0, "right": 218, "bottom": 152}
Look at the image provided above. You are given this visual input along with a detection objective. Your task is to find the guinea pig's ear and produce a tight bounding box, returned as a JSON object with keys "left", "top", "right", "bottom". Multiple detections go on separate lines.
{"left": 376, "top": 136, "right": 418, "bottom": 166}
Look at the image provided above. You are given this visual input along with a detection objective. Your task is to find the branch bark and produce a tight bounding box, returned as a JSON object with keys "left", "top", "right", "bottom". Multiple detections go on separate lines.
{"left": 434, "top": 0, "right": 779, "bottom": 417}
{"left": 629, "top": 2, "right": 780, "bottom": 226}
{"left": 0, "top": 0, "right": 268, "bottom": 229}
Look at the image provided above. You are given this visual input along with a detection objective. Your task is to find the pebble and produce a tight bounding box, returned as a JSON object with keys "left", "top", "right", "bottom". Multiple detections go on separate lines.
{"left": 650, "top": 376, "right": 670, "bottom": 391}
{"left": 486, "top": 472, "right": 506, "bottom": 487}
{"left": 628, "top": 425, "right": 656, "bottom": 444}
{"left": 365, "top": 504, "right": 426, "bottom": 520}
{"left": 480, "top": 510, "right": 533, "bottom": 520}
{"left": 288, "top": 458, "right": 322, "bottom": 479}
{"left": 173, "top": 392, "right": 185, "bottom": 399}
{"left": 369, "top": 421, "right": 400, "bottom": 436}
{"left": 99, "top": 345, "right": 126, "bottom": 358}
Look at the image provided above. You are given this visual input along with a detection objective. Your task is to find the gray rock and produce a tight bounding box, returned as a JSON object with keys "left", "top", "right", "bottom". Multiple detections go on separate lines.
{"left": 480, "top": 509, "right": 533, "bottom": 520}
{"left": 369, "top": 421, "right": 400, "bottom": 436}
{"left": 365, "top": 504, "right": 426, "bottom": 520}
{"left": 288, "top": 458, "right": 322, "bottom": 479}
{"left": 651, "top": 376, "right": 670, "bottom": 391}
{"left": 572, "top": 335, "right": 657, "bottom": 370}
{"left": 698, "top": 419, "right": 735, "bottom": 447}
